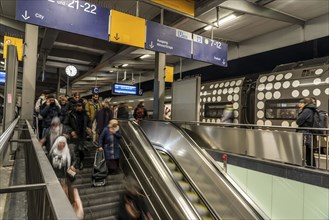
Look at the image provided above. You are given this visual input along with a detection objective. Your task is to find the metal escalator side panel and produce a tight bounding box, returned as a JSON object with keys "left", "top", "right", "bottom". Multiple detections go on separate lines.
{"left": 139, "top": 120, "right": 263, "bottom": 220}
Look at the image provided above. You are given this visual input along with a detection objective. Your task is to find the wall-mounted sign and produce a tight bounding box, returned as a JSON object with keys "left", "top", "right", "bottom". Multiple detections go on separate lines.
{"left": 16, "top": 0, "right": 109, "bottom": 40}
{"left": 165, "top": 66, "right": 174, "bottom": 82}
{"left": 146, "top": 21, "right": 192, "bottom": 59}
{"left": 92, "top": 87, "right": 99, "bottom": 94}
{"left": 3, "top": 36, "right": 24, "bottom": 61}
{"left": 109, "top": 10, "right": 145, "bottom": 48}
{"left": 192, "top": 34, "right": 228, "bottom": 67}
{"left": 150, "top": 0, "right": 194, "bottom": 16}
{"left": 112, "top": 83, "right": 138, "bottom": 95}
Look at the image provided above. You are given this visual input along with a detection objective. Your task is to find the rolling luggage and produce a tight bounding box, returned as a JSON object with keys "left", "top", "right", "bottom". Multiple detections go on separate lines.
{"left": 92, "top": 149, "right": 108, "bottom": 187}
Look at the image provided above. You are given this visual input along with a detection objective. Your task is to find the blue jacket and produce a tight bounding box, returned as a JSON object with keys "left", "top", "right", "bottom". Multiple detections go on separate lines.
{"left": 98, "top": 127, "right": 122, "bottom": 160}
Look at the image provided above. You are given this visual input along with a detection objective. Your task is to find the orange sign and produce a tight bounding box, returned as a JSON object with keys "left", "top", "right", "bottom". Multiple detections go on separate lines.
{"left": 3, "top": 36, "right": 24, "bottom": 61}
{"left": 151, "top": 0, "right": 194, "bottom": 16}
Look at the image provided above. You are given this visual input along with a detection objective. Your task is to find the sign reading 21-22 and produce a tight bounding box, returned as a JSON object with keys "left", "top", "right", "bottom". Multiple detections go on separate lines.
{"left": 193, "top": 34, "right": 228, "bottom": 67}
{"left": 16, "top": 0, "right": 109, "bottom": 40}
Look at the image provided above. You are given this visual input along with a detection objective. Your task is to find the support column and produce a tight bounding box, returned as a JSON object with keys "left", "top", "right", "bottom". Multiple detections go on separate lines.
{"left": 3, "top": 46, "right": 18, "bottom": 130}
{"left": 152, "top": 52, "right": 165, "bottom": 120}
{"left": 21, "top": 24, "right": 39, "bottom": 121}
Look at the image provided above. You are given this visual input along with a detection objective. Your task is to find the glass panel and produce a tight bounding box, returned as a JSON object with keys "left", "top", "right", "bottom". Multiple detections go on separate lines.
{"left": 204, "top": 102, "right": 231, "bottom": 118}
{"left": 265, "top": 99, "right": 300, "bottom": 120}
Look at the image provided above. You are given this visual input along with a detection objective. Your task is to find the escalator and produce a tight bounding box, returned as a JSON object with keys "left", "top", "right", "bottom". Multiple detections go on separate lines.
{"left": 140, "top": 120, "right": 267, "bottom": 220}
{"left": 73, "top": 120, "right": 202, "bottom": 220}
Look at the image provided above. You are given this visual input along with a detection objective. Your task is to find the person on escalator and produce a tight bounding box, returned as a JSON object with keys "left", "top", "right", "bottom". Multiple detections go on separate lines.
{"left": 98, "top": 119, "right": 122, "bottom": 175}
{"left": 118, "top": 176, "right": 153, "bottom": 220}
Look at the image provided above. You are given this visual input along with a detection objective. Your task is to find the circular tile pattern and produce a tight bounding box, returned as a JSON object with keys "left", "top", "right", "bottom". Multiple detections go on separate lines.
{"left": 265, "top": 92, "right": 272, "bottom": 99}
{"left": 276, "top": 74, "right": 284, "bottom": 81}
{"left": 224, "top": 82, "right": 230, "bottom": 87}
{"left": 203, "top": 98, "right": 206, "bottom": 102}
{"left": 316, "top": 100, "right": 321, "bottom": 107}
{"left": 257, "top": 111, "right": 264, "bottom": 118}
{"left": 216, "top": 119, "right": 220, "bottom": 123}
{"left": 200, "top": 93, "right": 203, "bottom": 97}
{"left": 302, "top": 89, "right": 310, "bottom": 97}
{"left": 233, "top": 119, "right": 239, "bottom": 124}
{"left": 233, "top": 94, "right": 239, "bottom": 101}
{"left": 257, "top": 101, "right": 264, "bottom": 109}
{"left": 223, "top": 88, "right": 228, "bottom": 94}
{"left": 230, "top": 81, "right": 236, "bottom": 86}
{"left": 234, "top": 111, "right": 239, "bottom": 117}
{"left": 220, "top": 82, "right": 224, "bottom": 88}
{"left": 236, "top": 80, "right": 242, "bottom": 86}
{"left": 274, "top": 82, "right": 281, "bottom": 90}
{"left": 212, "top": 97, "right": 216, "bottom": 102}
{"left": 217, "top": 89, "right": 222, "bottom": 95}
{"left": 281, "top": 121, "right": 289, "bottom": 127}
{"left": 227, "top": 95, "right": 233, "bottom": 101}
{"left": 259, "top": 76, "right": 267, "bottom": 83}
{"left": 217, "top": 96, "right": 221, "bottom": 102}
{"left": 201, "top": 86, "right": 205, "bottom": 90}
{"left": 313, "top": 78, "right": 321, "bottom": 85}
{"left": 212, "top": 119, "right": 216, "bottom": 123}
{"left": 210, "top": 84, "right": 214, "bottom": 89}
{"left": 257, "top": 120, "right": 264, "bottom": 126}
{"left": 207, "top": 97, "right": 211, "bottom": 102}
{"left": 325, "top": 88, "right": 329, "bottom": 95}
{"left": 234, "top": 87, "right": 240, "bottom": 93}
{"left": 202, "top": 119, "right": 206, "bottom": 122}
{"left": 213, "top": 90, "right": 217, "bottom": 95}
{"left": 264, "top": 120, "right": 272, "bottom": 126}
{"left": 207, "top": 119, "right": 210, "bottom": 122}
{"left": 268, "top": 75, "right": 275, "bottom": 82}
{"left": 265, "top": 83, "right": 273, "bottom": 90}
{"left": 326, "top": 77, "right": 329, "bottom": 84}
{"left": 285, "top": 72, "right": 293, "bottom": 79}
{"left": 273, "top": 91, "right": 281, "bottom": 99}
{"left": 291, "top": 121, "right": 298, "bottom": 128}
{"left": 292, "top": 90, "right": 299, "bottom": 97}
{"left": 258, "top": 84, "right": 265, "bottom": 91}
{"left": 257, "top": 92, "right": 265, "bottom": 100}
{"left": 313, "top": 89, "right": 321, "bottom": 96}
{"left": 214, "top": 83, "right": 219, "bottom": 88}
{"left": 315, "top": 69, "right": 323, "bottom": 75}
{"left": 292, "top": 80, "right": 300, "bottom": 87}
{"left": 228, "top": 88, "right": 234, "bottom": 94}
{"left": 233, "top": 102, "right": 239, "bottom": 109}
{"left": 283, "top": 81, "right": 290, "bottom": 89}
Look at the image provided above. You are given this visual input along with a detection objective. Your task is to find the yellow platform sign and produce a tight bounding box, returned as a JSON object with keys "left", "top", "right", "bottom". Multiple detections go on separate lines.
{"left": 109, "top": 10, "right": 146, "bottom": 48}
{"left": 3, "top": 36, "right": 24, "bottom": 61}
{"left": 151, "top": 0, "right": 194, "bottom": 16}
{"left": 165, "top": 66, "right": 174, "bottom": 82}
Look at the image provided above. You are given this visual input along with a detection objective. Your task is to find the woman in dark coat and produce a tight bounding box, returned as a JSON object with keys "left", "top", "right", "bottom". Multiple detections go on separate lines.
{"left": 296, "top": 97, "right": 317, "bottom": 167}
{"left": 98, "top": 119, "right": 122, "bottom": 174}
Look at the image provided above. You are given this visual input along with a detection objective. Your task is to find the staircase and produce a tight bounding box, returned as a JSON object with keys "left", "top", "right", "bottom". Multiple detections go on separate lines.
{"left": 73, "top": 142, "right": 125, "bottom": 220}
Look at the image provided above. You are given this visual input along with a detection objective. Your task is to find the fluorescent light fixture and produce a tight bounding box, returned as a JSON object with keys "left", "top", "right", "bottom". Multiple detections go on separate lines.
{"left": 109, "top": 70, "right": 114, "bottom": 73}
{"left": 204, "top": 25, "right": 213, "bottom": 31}
{"left": 218, "top": 14, "right": 237, "bottom": 26}
{"left": 122, "top": 64, "right": 129, "bottom": 67}
{"left": 0, "top": 61, "right": 4, "bottom": 65}
{"left": 140, "top": 54, "right": 151, "bottom": 59}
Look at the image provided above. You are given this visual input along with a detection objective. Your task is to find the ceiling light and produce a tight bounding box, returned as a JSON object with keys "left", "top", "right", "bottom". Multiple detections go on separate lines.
{"left": 218, "top": 14, "right": 237, "bottom": 26}
{"left": 204, "top": 25, "right": 213, "bottom": 31}
{"left": 0, "top": 61, "right": 4, "bottom": 65}
{"left": 122, "top": 64, "right": 128, "bottom": 67}
{"left": 110, "top": 70, "right": 114, "bottom": 73}
{"left": 140, "top": 54, "right": 151, "bottom": 59}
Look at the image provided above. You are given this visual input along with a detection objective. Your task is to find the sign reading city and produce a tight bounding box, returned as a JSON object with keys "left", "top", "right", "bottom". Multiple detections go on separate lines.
{"left": 192, "top": 34, "right": 228, "bottom": 67}
{"left": 16, "top": 0, "right": 109, "bottom": 40}
{"left": 109, "top": 10, "right": 145, "bottom": 48}
{"left": 146, "top": 21, "right": 192, "bottom": 59}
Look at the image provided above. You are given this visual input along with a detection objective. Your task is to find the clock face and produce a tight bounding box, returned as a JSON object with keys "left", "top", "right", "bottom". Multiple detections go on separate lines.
{"left": 65, "top": 65, "right": 77, "bottom": 77}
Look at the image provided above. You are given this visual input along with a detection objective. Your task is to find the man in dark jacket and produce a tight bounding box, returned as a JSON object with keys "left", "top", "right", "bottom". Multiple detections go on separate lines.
{"left": 117, "top": 102, "right": 129, "bottom": 119}
{"left": 40, "top": 94, "right": 61, "bottom": 136}
{"left": 296, "top": 97, "right": 317, "bottom": 167}
{"left": 64, "top": 102, "right": 91, "bottom": 170}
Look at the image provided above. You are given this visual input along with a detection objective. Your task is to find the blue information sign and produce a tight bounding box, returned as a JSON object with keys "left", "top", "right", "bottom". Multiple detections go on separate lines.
{"left": 16, "top": 0, "right": 109, "bottom": 40}
{"left": 193, "top": 35, "right": 228, "bottom": 67}
{"left": 113, "top": 83, "right": 138, "bottom": 95}
{"left": 145, "top": 21, "right": 192, "bottom": 59}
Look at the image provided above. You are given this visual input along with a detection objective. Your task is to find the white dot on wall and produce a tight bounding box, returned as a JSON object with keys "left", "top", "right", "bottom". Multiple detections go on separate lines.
{"left": 273, "top": 91, "right": 281, "bottom": 99}
{"left": 302, "top": 89, "right": 310, "bottom": 97}
{"left": 234, "top": 111, "right": 239, "bottom": 117}
{"left": 202, "top": 119, "right": 206, "bottom": 122}
{"left": 207, "top": 97, "right": 211, "bottom": 102}
{"left": 326, "top": 77, "right": 329, "bottom": 84}
{"left": 200, "top": 98, "right": 202, "bottom": 102}
{"left": 207, "top": 119, "right": 210, "bottom": 122}
{"left": 283, "top": 81, "right": 291, "bottom": 89}
{"left": 204, "top": 91, "right": 208, "bottom": 96}
{"left": 316, "top": 100, "right": 321, "bottom": 107}
{"left": 265, "top": 83, "right": 273, "bottom": 90}
{"left": 212, "top": 97, "right": 216, "bottom": 102}
{"left": 313, "top": 89, "right": 321, "bottom": 96}
{"left": 215, "top": 119, "right": 219, "bottom": 123}
{"left": 268, "top": 75, "right": 275, "bottom": 82}
{"left": 228, "top": 88, "right": 234, "bottom": 94}
{"left": 202, "top": 112, "right": 205, "bottom": 116}
{"left": 213, "top": 90, "right": 217, "bottom": 95}
{"left": 276, "top": 74, "right": 284, "bottom": 81}
{"left": 260, "top": 76, "right": 267, "bottom": 83}
{"left": 214, "top": 83, "right": 219, "bottom": 88}
{"left": 210, "top": 84, "right": 214, "bottom": 89}
{"left": 233, "top": 102, "right": 239, "bottom": 109}
{"left": 220, "top": 83, "right": 224, "bottom": 88}
{"left": 233, "top": 94, "right": 239, "bottom": 101}
{"left": 257, "top": 101, "right": 264, "bottom": 109}
{"left": 217, "top": 96, "right": 221, "bottom": 102}
{"left": 225, "top": 82, "right": 230, "bottom": 87}
{"left": 217, "top": 89, "right": 222, "bottom": 95}
{"left": 236, "top": 80, "right": 242, "bottom": 86}
{"left": 315, "top": 69, "right": 323, "bottom": 75}
{"left": 257, "top": 92, "right": 265, "bottom": 100}
{"left": 201, "top": 86, "right": 205, "bottom": 90}
{"left": 258, "top": 84, "right": 265, "bottom": 91}
{"left": 257, "top": 120, "right": 264, "bottom": 126}
{"left": 233, "top": 119, "right": 239, "bottom": 124}
{"left": 234, "top": 87, "right": 240, "bottom": 93}
{"left": 257, "top": 111, "right": 264, "bottom": 119}
{"left": 285, "top": 72, "right": 293, "bottom": 79}
{"left": 325, "top": 88, "right": 329, "bottom": 95}
{"left": 230, "top": 81, "right": 236, "bottom": 86}
{"left": 203, "top": 98, "right": 206, "bottom": 102}
{"left": 200, "top": 93, "right": 203, "bottom": 97}
{"left": 265, "top": 120, "right": 272, "bottom": 126}
{"left": 292, "top": 80, "right": 300, "bottom": 87}
{"left": 281, "top": 121, "right": 289, "bottom": 127}
{"left": 313, "top": 78, "right": 321, "bottom": 85}
{"left": 274, "top": 82, "right": 281, "bottom": 90}
{"left": 291, "top": 121, "right": 298, "bottom": 128}
{"left": 265, "top": 92, "right": 272, "bottom": 99}
{"left": 227, "top": 95, "right": 233, "bottom": 101}
{"left": 212, "top": 119, "right": 216, "bottom": 123}
{"left": 223, "top": 88, "right": 228, "bottom": 94}
{"left": 292, "top": 90, "right": 299, "bottom": 97}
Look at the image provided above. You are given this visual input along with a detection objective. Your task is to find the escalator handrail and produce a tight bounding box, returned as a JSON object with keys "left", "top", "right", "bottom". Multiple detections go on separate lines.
{"left": 154, "top": 145, "right": 220, "bottom": 220}
{"left": 172, "top": 121, "right": 269, "bottom": 219}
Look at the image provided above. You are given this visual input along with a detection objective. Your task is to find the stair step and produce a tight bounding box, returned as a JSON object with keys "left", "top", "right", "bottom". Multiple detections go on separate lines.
{"left": 82, "top": 193, "right": 121, "bottom": 208}
{"left": 78, "top": 183, "right": 123, "bottom": 195}
{"left": 84, "top": 202, "right": 120, "bottom": 220}
{"left": 80, "top": 190, "right": 124, "bottom": 201}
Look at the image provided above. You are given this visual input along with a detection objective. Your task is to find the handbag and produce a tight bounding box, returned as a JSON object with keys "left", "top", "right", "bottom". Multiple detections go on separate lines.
{"left": 67, "top": 167, "right": 77, "bottom": 181}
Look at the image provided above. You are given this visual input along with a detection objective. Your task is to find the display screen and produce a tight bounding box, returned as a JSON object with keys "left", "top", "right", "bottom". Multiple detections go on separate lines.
{"left": 112, "top": 83, "right": 138, "bottom": 95}
{"left": 0, "top": 70, "right": 5, "bottom": 84}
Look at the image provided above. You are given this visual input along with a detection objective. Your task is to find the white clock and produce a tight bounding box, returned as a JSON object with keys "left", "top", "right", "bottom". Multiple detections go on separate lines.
{"left": 65, "top": 65, "right": 77, "bottom": 77}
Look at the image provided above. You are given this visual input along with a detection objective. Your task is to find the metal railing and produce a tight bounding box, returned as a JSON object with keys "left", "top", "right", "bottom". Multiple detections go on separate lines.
{"left": 0, "top": 119, "right": 78, "bottom": 220}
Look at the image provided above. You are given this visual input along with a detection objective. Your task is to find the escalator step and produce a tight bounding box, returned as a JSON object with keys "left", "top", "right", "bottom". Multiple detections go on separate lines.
{"left": 166, "top": 162, "right": 176, "bottom": 171}
{"left": 80, "top": 190, "right": 124, "bottom": 201}
{"left": 78, "top": 184, "right": 123, "bottom": 195}
{"left": 186, "top": 191, "right": 199, "bottom": 203}
{"left": 159, "top": 153, "right": 170, "bottom": 162}
{"left": 194, "top": 203, "right": 209, "bottom": 217}
{"left": 178, "top": 180, "right": 190, "bottom": 191}
{"left": 172, "top": 171, "right": 183, "bottom": 181}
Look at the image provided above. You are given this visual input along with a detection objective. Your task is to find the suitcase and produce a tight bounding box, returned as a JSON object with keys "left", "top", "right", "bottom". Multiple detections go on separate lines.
{"left": 92, "top": 149, "right": 108, "bottom": 187}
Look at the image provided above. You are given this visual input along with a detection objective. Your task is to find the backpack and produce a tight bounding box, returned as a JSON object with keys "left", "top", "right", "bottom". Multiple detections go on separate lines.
{"left": 312, "top": 109, "right": 328, "bottom": 134}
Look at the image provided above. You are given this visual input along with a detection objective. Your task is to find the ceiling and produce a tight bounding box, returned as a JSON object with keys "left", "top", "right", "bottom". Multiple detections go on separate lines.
{"left": 0, "top": 0, "right": 328, "bottom": 97}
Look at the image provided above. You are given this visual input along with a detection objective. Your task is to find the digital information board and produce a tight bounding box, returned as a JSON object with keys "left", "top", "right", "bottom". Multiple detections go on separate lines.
{"left": 113, "top": 83, "right": 138, "bottom": 95}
